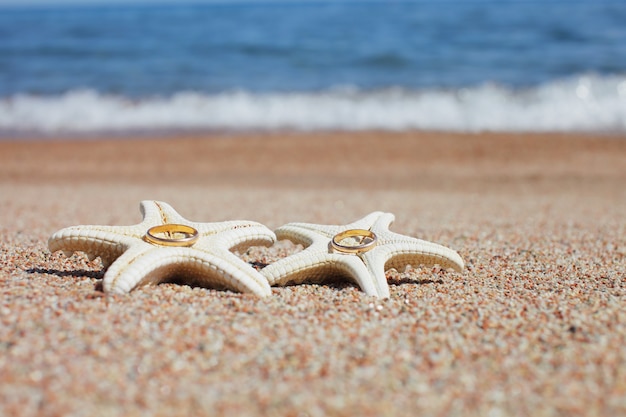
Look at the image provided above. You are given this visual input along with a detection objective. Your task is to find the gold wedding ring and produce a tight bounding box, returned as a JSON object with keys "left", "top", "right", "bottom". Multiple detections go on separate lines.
{"left": 331, "top": 229, "right": 377, "bottom": 254}
{"left": 145, "top": 224, "right": 199, "bottom": 247}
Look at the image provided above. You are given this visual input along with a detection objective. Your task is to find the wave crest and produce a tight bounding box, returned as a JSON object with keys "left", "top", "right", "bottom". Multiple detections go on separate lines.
{"left": 1, "top": 75, "right": 625, "bottom": 135}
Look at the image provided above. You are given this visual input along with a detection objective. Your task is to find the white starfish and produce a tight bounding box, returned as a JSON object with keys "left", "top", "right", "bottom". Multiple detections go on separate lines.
{"left": 260, "top": 212, "right": 464, "bottom": 298}
{"left": 48, "top": 200, "right": 276, "bottom": 296}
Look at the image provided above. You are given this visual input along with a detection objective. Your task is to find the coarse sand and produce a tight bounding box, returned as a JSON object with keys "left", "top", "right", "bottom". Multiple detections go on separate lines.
{"left": 1, "top": 131, "right": 625, "bottom": 416}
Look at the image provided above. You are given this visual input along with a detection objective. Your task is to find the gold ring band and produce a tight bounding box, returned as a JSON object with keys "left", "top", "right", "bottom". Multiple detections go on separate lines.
{"left": 331, "top": 229, "right": 377, "bottom": 254}
{"left": 145, "top": 224, "right": 199, "bottom": 247}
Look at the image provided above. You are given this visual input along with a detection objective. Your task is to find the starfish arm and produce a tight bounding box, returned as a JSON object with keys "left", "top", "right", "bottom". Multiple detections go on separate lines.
{"left": 347, "top": 211, "right": 388, "bottom": 230}
{"left": 360, "top": 248, "right": 393, "bottom": 299}
{"left": 383, "top": 241, "right": 465, "bottom": 272}
{"left": 103, "top": 246, "right": 272, "bottom": 296}
{"left": 201, "top": 223, "right": 276, "bottom": 253}
{"left": 47, "top": 200, "right": 177, "bottom": 265}
{"left": 48, "top": 226, "right": 138, "bottom": 267}
{"left": 260, "top": 251, "right": 379, "bottom": 297}
{"left": 140, "top": 200, "right": 188, "bottom": 225}
{"left": 370, "top": 212, "right": 464, "bottom": 272}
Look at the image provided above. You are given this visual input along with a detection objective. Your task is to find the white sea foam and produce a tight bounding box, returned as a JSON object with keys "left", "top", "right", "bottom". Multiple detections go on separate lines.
{"left": 1, "top": 74, "right": 625, "bottom": 135}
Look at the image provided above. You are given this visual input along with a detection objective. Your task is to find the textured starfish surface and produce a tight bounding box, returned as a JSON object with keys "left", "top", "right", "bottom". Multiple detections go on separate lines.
{"left": 48, "top": 201, "right": 276, "bottom": 296}
{"left": 261, "top": 212, "right": 464, "bottom": 298}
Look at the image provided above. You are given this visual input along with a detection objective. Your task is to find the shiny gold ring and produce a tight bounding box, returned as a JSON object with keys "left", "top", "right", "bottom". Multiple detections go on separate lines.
{"left": 331, "top": 229, "right": 377, "bottom": 254}
{"left": 145, "top": 224, "right": 199, "bottom": 247}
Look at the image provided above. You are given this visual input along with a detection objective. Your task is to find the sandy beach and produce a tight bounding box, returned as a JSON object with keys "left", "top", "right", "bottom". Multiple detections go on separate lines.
{"left": 0, "top": 131, "right": 625, "bottom": 416}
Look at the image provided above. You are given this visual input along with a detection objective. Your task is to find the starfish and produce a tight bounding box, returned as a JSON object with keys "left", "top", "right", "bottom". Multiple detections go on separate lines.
{"left": 260, "top": 212, "right": 464, "bottom": 298}
{"left": 48, "top": 200, "right": 276, "bottom": 296}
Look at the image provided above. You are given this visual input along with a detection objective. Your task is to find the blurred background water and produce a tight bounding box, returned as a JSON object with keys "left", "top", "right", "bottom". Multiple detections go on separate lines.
{"left": 1, "top": 0, "right": 625, "bottom": 135}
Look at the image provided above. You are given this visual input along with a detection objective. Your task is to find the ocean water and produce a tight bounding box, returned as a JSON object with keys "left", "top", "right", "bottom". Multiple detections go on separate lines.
{"left": 1, "top": 0, "right": 625, "bottom": 135}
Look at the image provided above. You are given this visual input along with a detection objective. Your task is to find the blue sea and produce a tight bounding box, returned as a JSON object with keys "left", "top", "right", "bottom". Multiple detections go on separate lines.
{"left": 1, "top": 0, "right": 625, "bottom": 135}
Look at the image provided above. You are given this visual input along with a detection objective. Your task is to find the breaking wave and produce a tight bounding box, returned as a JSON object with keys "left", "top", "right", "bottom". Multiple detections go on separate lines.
{"left": 1, "top": 74, "right": 625, "bottom": 135}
